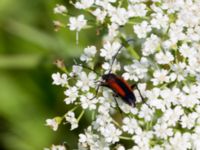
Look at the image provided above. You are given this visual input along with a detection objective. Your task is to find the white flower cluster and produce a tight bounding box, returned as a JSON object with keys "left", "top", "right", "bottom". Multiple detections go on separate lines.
{"left": 49, "top": 0, "right": 200, "bottom": 149}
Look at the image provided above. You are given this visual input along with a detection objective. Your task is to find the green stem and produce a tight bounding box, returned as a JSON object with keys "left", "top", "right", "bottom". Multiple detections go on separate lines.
{"left": 77, "top": 110, "right": 85, "bottom": 122}
{"left": 112, "top": 118, "right": 121, "bottom": 128}
{"left": 120, "top": 136, "right": 132, "bottom": 140}
{"left": 120, "top": 37, "right": 140, "bottom": 60}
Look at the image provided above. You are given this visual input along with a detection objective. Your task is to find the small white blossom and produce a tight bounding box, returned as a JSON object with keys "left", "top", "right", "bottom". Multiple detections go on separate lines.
{"left": 151, "top": 69, "right": 170, "bottom": 85}
{"left": 123, "top": 57, "right": 148, "bottom": 81}
{"left": 109, "top": 7, "right": 129, "bottom": 25}
{"left": 52, "top": 72, "right": 68, "bottom": 87}
{"left": 46, "top": 118, "right": 61, "bottom": 131}
{"left": 116, "top": 145, "right": 125, "bottom": 150}
{"left": 65, "top": 111, "right": 78, "bottom": 130}
{"left": 169, "top": 23, "right": 186, "bottom": 44}
{"left": 80, "top": 46, "right": 97, "bottom": 62}
{"left": 150, "top": 12, "right": 169, "bottom": 30}
{"left": 180, "top": 113, "right": 198, "bottom": 129}
{"left": 179, "top": 43, "right": 196, "bottom": 58}
{"left": 75, "top": 0, "right": 94, "bottom": 9}
{"left": 154, "top": 123, "right": 173, "bottom": 139}
{"left": 171, "top": 62, "right": 188, "bottom": 81}
{"left": 108, "top": 23, "right": 119, "bottom": 39}
{"left": 102, "top": 60, "right": 120, "bottom": 73}
{"left": 100, "top": 123, "right": 122, "bottom": 144}
{"left": 51, "top": 145, "right": 66, "bottom": 150}
{"left": 92, "top": 8, "right": 107, "bottom": 23}
{"left": 133, "top": 21, "right": 152, "bottom": 38}
{"left": 54, "top": 4, "right": 67, "bottom": 14}
{"left": 133, "top": 130, "right": 153, "bottom": 148}
{"left": 76, "top": 72, "right": 96, "bottom": 91}
{"left": 68, "top": 15, "right": 87, "bottom": 31}
{"left": 100, "top": 41, "right": 121, "bottom": 60}
{"left": 138, "top": 104, "right": 154, "bottom": 121}
{"left": 122, "top": 117, "right": 139, "bottom": 134}
{"left": 168, "top": 132, "right": 191, "bottom": 150}
{"left": 155, "top": 51, "right": 174, "bottom": 64}
{"left": 161, "top": 106, "right": 184, "bottom": 126}
{"left": 80, "top": 93, "right": 98, "bottom": 110}
{"left": 128, "top": 3, "right": 147, "bottom": 17}
{"left": 64, "top": 86, "right": 78, "bottom": 104}
{"left": 142, "top": 34, "right": 160, "bottom": 56}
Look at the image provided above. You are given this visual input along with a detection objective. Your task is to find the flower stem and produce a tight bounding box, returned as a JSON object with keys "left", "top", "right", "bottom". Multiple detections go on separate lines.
{"left": 77, "top": 110, "right": 85, "bottom": 122}
{"left": 120, "top": 136, "right": 132, "bottom": 141}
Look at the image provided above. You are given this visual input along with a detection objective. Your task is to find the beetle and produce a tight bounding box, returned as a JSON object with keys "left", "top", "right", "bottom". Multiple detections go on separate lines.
{"left": 101, "top": 73, "right": 137, "bottom": 107}
{"left": 79, "top": 39, "right": 145, "bottom": 108}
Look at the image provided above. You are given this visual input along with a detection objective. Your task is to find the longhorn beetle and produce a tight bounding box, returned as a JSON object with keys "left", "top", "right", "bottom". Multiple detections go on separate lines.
{"left": 77, "top": 39, "right": 145, "bottom": 108}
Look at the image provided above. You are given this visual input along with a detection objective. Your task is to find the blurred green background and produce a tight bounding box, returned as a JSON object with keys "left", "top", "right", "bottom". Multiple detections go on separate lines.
{"left": 0, "top": 0, "right": 96, "bottom": 149}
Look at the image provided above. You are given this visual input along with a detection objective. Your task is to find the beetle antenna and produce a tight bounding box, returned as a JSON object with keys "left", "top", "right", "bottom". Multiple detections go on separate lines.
{"left": 109, "top": 39, "right": 135, "bottom": 74}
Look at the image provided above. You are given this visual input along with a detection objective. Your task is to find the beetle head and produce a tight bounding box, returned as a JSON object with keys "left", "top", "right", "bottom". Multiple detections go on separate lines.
{"left": 102, "top": 73, "right": 116, "bottom": 81}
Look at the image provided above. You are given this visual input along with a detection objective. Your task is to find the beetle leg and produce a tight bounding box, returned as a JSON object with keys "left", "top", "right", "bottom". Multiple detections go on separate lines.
{"left": 90, "top": 81, "right": 108, "bottom": 100}
{"left": 113, "top": 92, "right": 119, "bottom": 97}
{"left": 90, "top": 84, "right": 101, "bottom": 100}
{"left": 131, "top": 84, "right": 136, "bottom": 90}
{"left": 133, "top": 84, "right": 152, "bottom": 108}
{"left": 113, "top": 96, "right": 123, "bottom": 114}
{"left": 132, "top": 84, "right": 145, "bottom": 103}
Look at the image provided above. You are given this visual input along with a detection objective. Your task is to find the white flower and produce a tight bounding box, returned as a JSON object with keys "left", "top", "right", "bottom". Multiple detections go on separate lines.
{"left": 180, "top": 113, "right": 198, "bottom": 129}
{"left": 168, "top": 132, "right": 191, "bottom": 150}
{"left": 80, "top": 93, "right": 98, "bottom": 110}
{"left": 171, "top": 62, "right": 188, "bottom": 81}
{"left": 65, "top": 111, "right": 78, "bottom": 130}
{"left": 80, "top": 46, "right": 97, "bottom": 62}
{"left": 122, "top": 117, "right": 139, "bottom": 134}
{"left": 133, "top": 21, "right": 152, "bottom": 38}
{"left": 150, "top": 12, "right": 169, "bottom": 30}
{"left": 51, "top": 145, "right": 66, "bottom": 150}
{"left": 54, "top": 4, "right": 67, "bottom": 14}
{"left": 64, "top": 86, "right": 78, "bottom": 104}
{"left": 191, "top": 126, "right": 200, "bottom": 150}
{"left": 169, "top": 23, "right": 186, "bottom": 44}
{"left": 116, "top": 145, "right": 125, "bottom": 150}
{"left": 102, "top": 60, "right": 120, "bottom": 73}
{"left": 133, "top": 130, "right": 153, "bottom": 148}
{"left": 123, "top": 57, "right": 148, "bottom": 81}
{"left": 100, "top": 41, "right": 121, "bottom": 60}
{"left": 109, "top": 7, "right": 129, "bottom": 25}
{"left": 161, "top": 106, "right": 184, "bottom": 126}
{"left": 154, "top": 123, "right": 173, "bottom": 139}
{"left": 69, "top": 65, "right": 83, "bottom": 77}
{"left": 151, "top": 69, "right": 170, "bottom": 85}
{"left": 146, "top": 88, "right": 166, "bottom": 111}
{"left": 75, "top": 0, "right": 94, "bottom": 9}
{"left": 52, "top": 72, "right": 68, "bottom": 87}
{"left": 76, "top": 72, "right": 96, "bottom": 91}
{"left": 79, "top": 134, "right": 87, "bottom": 143}
{"left": 155, "top": 51, "right": 174, "bottom": 64}
{"left": 46, "top": 118, "right": 61, "bottom": 131}
{"left": 142, "top": 34, "right": 160, "bottom": 56}
{"left": 92, "top": 8, "right": 107, "bottom": 23}
{"left": 68, "top": 15, "right": 87, "bottom": 31}
{"left": 138, "top": 104, "right": 154, "bottom": 121}
{"left": 128, "top": 3, "right": 147, "bottom": 17}
{"left": 179, "top": 43, "right": 196, "bottom": 58}
{"left": 100, "top": 123, "right": 122, "bottom": 144}
{"left": 161, "top": 0, "right": 184, "bottom": 13}
{"left": 108, "top": 23, "right": 119, "bottom": 39}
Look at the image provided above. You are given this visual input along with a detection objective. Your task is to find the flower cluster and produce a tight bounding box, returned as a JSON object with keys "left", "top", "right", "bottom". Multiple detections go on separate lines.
{"left": 47, "top": 0, "right": 200, "bottom": 149}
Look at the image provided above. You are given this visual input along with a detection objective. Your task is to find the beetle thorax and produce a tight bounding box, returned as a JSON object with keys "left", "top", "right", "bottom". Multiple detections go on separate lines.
{"left": 102, "top": 73, "right": 116, "bottom": 81}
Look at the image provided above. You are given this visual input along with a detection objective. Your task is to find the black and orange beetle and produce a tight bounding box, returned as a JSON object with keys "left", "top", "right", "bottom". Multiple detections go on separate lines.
{"left": 100, "top": 73, "right": 137, "bottom": 107}
{"left": 78, "top": 39, "right": 144, "bottom": 108}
